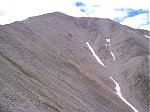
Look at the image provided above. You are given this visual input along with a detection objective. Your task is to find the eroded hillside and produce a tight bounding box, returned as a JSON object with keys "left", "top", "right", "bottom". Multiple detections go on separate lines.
{"left": 0, "top": 12, "right": 149, "bottom": 112}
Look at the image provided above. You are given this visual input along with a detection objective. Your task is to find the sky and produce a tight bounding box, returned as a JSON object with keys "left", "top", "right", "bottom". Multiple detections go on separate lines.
{"left": 0, "top": 0, "right": 149, "bottom": 30}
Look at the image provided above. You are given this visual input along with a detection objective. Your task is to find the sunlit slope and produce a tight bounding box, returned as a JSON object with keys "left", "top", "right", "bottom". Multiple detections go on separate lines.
{"left": 0, "top": 12, "right": 149, "bottom": 112}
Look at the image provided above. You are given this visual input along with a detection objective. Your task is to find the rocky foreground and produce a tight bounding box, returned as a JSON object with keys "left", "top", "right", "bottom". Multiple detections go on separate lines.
{"left": 0, "top": 12, "right": 149, "bottom": 112}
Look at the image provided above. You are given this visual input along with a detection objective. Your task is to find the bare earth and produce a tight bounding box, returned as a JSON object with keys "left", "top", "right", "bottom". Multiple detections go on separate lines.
{"left": 0, "top": 12, "right": 149, "bottom": 112}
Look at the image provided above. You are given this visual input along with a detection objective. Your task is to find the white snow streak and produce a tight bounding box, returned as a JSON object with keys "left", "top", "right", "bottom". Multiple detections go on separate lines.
{"left": 106, "top": 38, "right": 110, "bottom": 43}
{"left": 110, "top": 50, "right": 115, "bottom": 60}
{"left": 86, "top": 42, "right": 106, "bottom": 67}
{"left": 105, "top": 38, "right": 115, "bottom": 61}
{"left": 110, "top": 76, "right": 139, "bottom": 112}
{"left": 144, "top": 35, "right": 150, "bottom": 38}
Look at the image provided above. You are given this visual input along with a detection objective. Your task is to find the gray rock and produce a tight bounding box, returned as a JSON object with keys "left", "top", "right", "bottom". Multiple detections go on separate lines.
{"left": 0, "top": 12, "right": 149, "bottom": 112}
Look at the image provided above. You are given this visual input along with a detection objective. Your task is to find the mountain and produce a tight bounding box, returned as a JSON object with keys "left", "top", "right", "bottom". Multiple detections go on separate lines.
{"left": 0, "top": 12, "right": 149, "bottom": 112}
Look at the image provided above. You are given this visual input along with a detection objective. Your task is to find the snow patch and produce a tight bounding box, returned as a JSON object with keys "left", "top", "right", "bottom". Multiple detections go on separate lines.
{"left": 110, "top": 76, "right": 139, "bottom": 112}
{"left": 106, "top": 38, "right": 110, "bottom": 43}
{"left": 106, "top": 39, "right": 111, "bottom": 46}
{"left": 144, "top": 35, "right": 150, "bottom": 38}
{"left": 110, "top": 49, "right": 115, "bottom": 61}
{"left": 86, "top": 42, "right": 106, "bottom": 67}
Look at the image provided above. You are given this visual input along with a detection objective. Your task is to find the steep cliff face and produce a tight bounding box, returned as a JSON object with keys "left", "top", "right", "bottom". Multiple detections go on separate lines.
{"left": 0, "top": 12, "right": 149, "bottom": 112}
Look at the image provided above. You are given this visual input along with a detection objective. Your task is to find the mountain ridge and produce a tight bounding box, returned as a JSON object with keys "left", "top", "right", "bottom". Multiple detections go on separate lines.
{"left": 0, "top": 12, "right": 149, "bottom": 112}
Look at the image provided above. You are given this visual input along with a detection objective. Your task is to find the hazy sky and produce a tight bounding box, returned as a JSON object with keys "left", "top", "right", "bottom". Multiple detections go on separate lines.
{"left": 0, "top": 0, "right": 149, "bottom": 30}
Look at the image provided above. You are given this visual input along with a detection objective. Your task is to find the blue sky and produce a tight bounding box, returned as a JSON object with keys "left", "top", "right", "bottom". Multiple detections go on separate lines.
{"left": 73, "top": 1, "right": 149, "bottom": 30}
{"left": 74, "top": 2, "right": 86, "bottom": 7}
{"left": 113, "top": 9, "right": 149, "bottom": 22}
{"left": 0, "top": 0, "right": 149, "bottom": 30}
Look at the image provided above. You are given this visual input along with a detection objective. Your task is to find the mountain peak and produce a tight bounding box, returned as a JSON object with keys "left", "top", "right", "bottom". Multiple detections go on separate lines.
{"left": 0, "top": 11, "right": 149, "bottom": 112}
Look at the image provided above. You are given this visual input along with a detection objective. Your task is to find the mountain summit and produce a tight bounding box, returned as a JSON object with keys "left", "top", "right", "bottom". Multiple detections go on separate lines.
{"left": 0, "top": 12, "right": 149, "bottom": 112}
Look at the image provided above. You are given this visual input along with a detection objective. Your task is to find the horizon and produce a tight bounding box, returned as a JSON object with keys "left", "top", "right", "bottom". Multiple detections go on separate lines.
{"left": 0, "top": 0, "right": 149, "bottom": 30}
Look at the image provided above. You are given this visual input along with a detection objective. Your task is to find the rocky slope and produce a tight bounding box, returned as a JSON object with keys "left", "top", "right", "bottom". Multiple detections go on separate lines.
{"left": 0, "top": 12, "right": 149, "bottom": 112}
